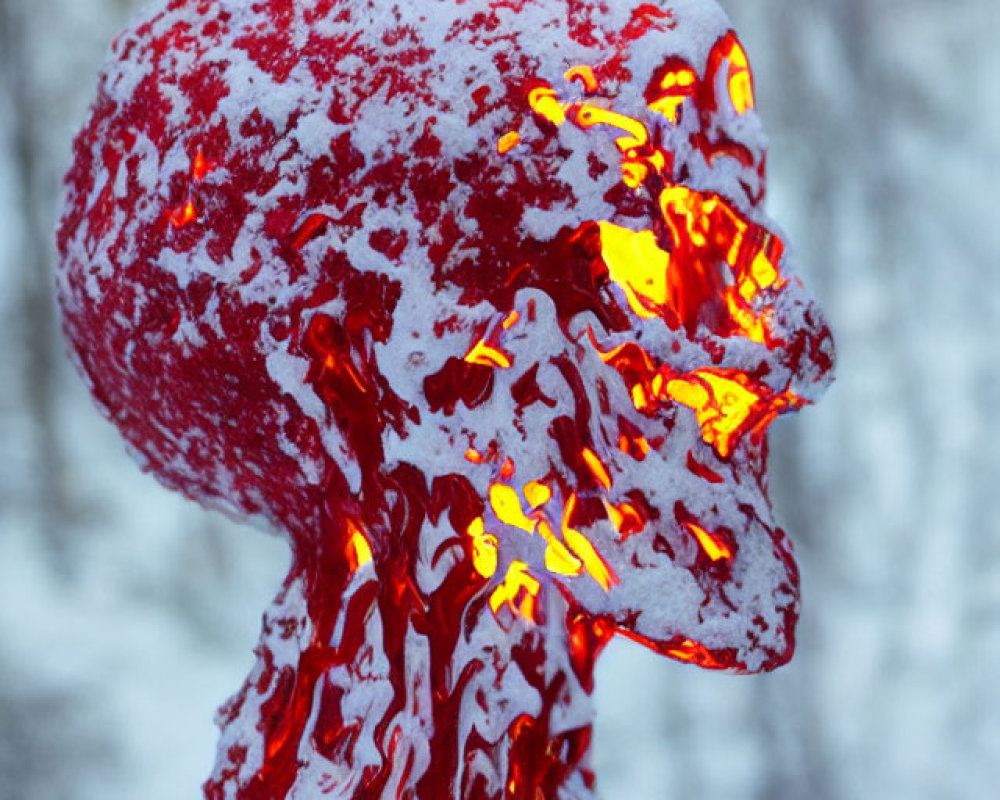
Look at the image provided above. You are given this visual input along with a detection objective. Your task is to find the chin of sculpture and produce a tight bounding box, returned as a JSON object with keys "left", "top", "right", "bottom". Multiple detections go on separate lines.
{"left": 57, "top": 1, "right": 834, "bottom": 797}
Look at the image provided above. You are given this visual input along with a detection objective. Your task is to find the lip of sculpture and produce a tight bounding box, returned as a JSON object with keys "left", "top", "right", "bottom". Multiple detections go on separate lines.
{"left": 570, "top": 488, "right": 800, "bottom": 674}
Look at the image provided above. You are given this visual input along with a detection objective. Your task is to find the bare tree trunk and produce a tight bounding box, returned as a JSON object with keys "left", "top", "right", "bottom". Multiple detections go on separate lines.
{"left": 0, "top": 0, "right": 73, "bottom": 576}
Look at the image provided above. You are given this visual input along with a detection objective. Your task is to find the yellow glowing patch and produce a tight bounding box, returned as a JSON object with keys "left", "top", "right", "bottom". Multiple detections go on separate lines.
{"left": 660, "top": 185, "right": 718, "bottom": 248}
{"left": 725, "top": 41, "right": 755, "bottom": 114}
{"left": 665, "top": 377, "right": 708, "bottom": 409}
{"left": 346, "top": 521, "right": 372, "bottom": 571}
{"left": 529, "top": 86, "right": 566, "bottom": 126}
{"left": 685, "top": 522, "right": 733, "bottom": 561}
{"left": 489, "top": 484, "right": 534, "bottom": 533}
{"left": 659, "top": 69, "right": 696, "bottom": 90}
{"left": 489, "top": 561, "right": 541, "bottom": 621}
{"left": 667, "top": 372, "right": 761, "bottom": 458}
{"left": 502, "top": 310, "right": 521, "bottom": 330}
{"left": 724, "top": 290, "right": 769, "bottom": 344}
{"left": 648, "top": 96, "right": 683, "bottom": 123}
{"left": 631, "top": 384, "right": 649, "bottom": 411}
{"left": 562, "top": 495, "right": 617, "bottom": 591}
{"left": 464, "top": 340, "right": 512, "bottom": 369}
{"left": 564, "top": 64, "right": 599, "bottom": 93}
{"left": 563, "top": 528, "right": 616, "bottom": 591}
{"left": 581, "top": 447, "right": 612, "bottom": 489}
{"left": 647, "top": 69, "right": 696, "bottom": 122}
{"left": 751, "top": 251, "right": 778, "bottom": 288}
{"left": 523, "top": 480, "right": 552, "bottom": 509}
{"left": 597, "top": 222, "right": 670, "bottom": 318}
{"left": 618, "top": 435, "right": 651, "bottom": 459}
{"left": 573, "top": 105, "right": 648, "bottom": 151}
{"left": 622, "top": 162, "right": 649, "bottom": 189}
{"left": 603, "top": 500, "right": 645, "bottom": 537}
{"left": 466, "top": 517, "right": 499, "bottom": 578}
{"left": 538, "top": 519, "right": 583, "bottom": 576}
{"left": 603, "top": 501, "right": 624, "bottom": 532}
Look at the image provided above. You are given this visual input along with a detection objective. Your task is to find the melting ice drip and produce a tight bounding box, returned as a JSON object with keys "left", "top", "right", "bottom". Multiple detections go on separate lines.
{"left": 56, "top": 1, "right": 834, "bottom": 798}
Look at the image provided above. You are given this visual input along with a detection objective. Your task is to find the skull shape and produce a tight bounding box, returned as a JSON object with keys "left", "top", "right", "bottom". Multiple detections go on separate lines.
{"left": 56, "top": 0, "right": 834, "bottom": 798}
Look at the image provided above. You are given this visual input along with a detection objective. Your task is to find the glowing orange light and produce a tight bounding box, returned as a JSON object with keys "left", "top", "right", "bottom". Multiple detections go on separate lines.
{"left": 603, "top": 500, "right": 645, "bottom": 538}
{"left": 346, "top": 521, "right": 372, "bottom": 571}
{"left": 523, "top": 480, "right": 551, "bottom": 509}
{"left": 631, "top": 384, "right": 649, "bottom": 411}
{"left": 502, "top": 310, "right": 521, "bottom": 330}
{"left": 648, "top": 67, "right": 697, "bottom": 123}
{"left": 621, "top": 162, "right": 649, "bottom": 189}
{"left": 464, "top": 448, "right": 484, "bottom": 464}
{"left": 170, "top": 200, "right": 196, "bottom": 227}
{"left": 497, "top": 131, "right": 521, "bottom": 155}
{"left": 489, "top": 561, "right": 541, "bottom": 621}
{"left": 596, "top": 222, "right": 670, "bottom": 318}
{"left": 537, "top": 519, "right": 583, "bottom": 576}
{"left": 500, "top": 457, "right": 516, "bottom": 480}
{"left": 665, "top": 638, "right": 725, "bottom": 668}
{"left": 581, "top": 447, "right": 612, "bottom": 489}
{"left": 464, "top": 339, "right": 512, "bottom": 369}
{"left": 564, "top": 64, "right": 599, "bottom": 93}
{"left": 529, "top": 86, "right": 566, "bottom": 126}
{"left": 684, "top": 522, "right": 733, "bottom": 561}
{"left": 572, "top": 105, "right": 648, "bottom": 152}
{"left": 466, "top": 517, "right": 499, "bottom": 578}
{"left": 750, "top": 250, "right": 778, "bottom": 288}
{"left": 562, "top": 495, "right": 617, "bottom": 591}
{"left": 659, "top": 185, "right": 716, "bottom": 247}
{"left": 723, "top": 291, "right": 770, "bottom": 345}
{"left": 726, "top": 39, "right": 755, "bottom": 114}
{"left": 603, "top": 502, "right": 620, "bottom": 529}
{"left": 489, "top": 483, "right": 534, "bottom": 532}
{"left": 666, "top": 370, "right": 761, "bottom": 458}
{"left": 618, "top": 434, "right": 651, "bottom": 460}
{"left": 543, "top": 60, "right": 783, "bottom": 348}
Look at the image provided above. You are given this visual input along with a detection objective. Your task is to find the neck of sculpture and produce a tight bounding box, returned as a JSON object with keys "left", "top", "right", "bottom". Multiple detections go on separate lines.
{"left": 207, "top": 546, "right": 600, "bottom": 800}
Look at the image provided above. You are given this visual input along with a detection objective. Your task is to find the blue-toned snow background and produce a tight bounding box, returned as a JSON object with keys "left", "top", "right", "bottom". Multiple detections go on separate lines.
{"left": 1, "top": 1, "right": 998, "bottom": 798}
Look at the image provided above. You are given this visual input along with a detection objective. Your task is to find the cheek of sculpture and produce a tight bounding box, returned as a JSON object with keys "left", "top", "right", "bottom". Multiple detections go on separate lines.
{"left": 426, "top": 36, "right": 832, "bottom": 673}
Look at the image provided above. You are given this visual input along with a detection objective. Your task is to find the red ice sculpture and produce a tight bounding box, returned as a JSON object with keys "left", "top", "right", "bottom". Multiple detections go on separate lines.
{"left": 57, "top": 0, "right": 834, "bottom": 797}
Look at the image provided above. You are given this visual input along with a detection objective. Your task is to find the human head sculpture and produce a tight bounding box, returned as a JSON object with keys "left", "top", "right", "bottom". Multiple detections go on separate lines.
{"left": 57, "top": 0, "right": 834, "bottom": 797}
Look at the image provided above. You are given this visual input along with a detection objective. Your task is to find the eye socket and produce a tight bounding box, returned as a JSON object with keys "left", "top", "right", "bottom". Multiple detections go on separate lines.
{"left": 644, "top": 33, "right": 758, "bottom": 122}
{"left": 644, "top": 58, "right": 698, "bottom": 123}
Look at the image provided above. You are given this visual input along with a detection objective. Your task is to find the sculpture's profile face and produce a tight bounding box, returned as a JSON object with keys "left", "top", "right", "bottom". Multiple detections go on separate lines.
{"left": 57, "top": 0, "right": 833, "bottom": 797}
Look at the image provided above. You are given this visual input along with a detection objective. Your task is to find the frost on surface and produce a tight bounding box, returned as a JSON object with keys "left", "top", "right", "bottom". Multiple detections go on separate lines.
{"left": 56, "top": 0, "right": 833, "bottom": 797}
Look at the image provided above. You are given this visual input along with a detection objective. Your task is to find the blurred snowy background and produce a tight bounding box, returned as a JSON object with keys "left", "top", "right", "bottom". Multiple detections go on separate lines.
{"left": 1, "top": 0, "right": 998, "bottom": 798}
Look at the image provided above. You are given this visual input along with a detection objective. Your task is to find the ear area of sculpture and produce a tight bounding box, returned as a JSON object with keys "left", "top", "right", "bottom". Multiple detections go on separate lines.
{"left": 57, "top": 0, "right": 834, "bottom": 797}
